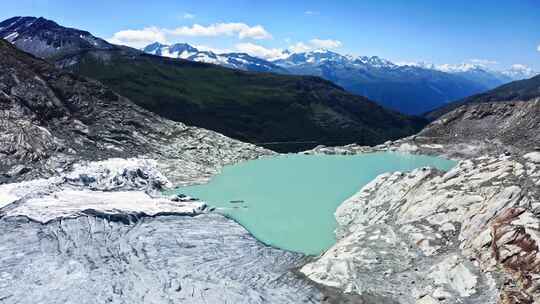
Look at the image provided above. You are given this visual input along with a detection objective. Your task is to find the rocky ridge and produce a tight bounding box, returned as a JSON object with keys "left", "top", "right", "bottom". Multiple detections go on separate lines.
{"left": 302, "top": 138, "right": 540, "bottom": 303}
{"left": 0, "top": 16, "right": 116, "bottom": 58}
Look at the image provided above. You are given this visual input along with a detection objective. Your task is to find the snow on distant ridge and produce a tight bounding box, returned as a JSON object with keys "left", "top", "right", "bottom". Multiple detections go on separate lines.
{"left": 501, "top": 64, "right": 538, "bottom": 80}
{"left": 397, "top": 61, "right": 538, "bottom": 81}
{"left": 142, "top": 42, "right": 284, "bottom": 72}
{"left": 143, "top": 41, "right": 538, "bottom": 81}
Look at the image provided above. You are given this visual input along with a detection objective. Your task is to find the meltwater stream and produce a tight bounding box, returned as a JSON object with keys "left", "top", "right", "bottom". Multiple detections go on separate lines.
{"left": 173, "top": 152, "right": 456, "bottom": 255}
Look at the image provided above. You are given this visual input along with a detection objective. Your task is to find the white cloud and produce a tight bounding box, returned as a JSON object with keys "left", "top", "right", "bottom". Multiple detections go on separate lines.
{"left": 165, "top": 23, "right": 272, "bottom": 40}
{"left": 108, "top": 22, "right": 272, "bottom": 48}
{"left": 289, "top": 42, "right": 312, "bottom": 53}
{"left": 537, "top": 44, "right": 540, "bottom": 52}
{"left": 234, "top": 38, "right": 343, "bottom": 60}
{"left": 469, "top": 58, "right": 498, "bottom": 65}
{"left": 309, "top": 38, "right": 342, "bottom": 49}
{"left": 107, "top": 27, "right": 168, "bottom": 48}
{"left": 195, "top": 44, "right": 232, "bottom": 54}
{"left": 510, "top": 64, "right": 529, "bottom": 70}
{"left": 305, "top": 10, "right": 320, "bottom": 15}
{"left": 235, "top": 42, "right": 285, "bottom": 60}
{"left": 288, "top": 38, "right": 342, "bottom": 53}
{"left": 183, "top": 13, "right": 195, "bottom": 19}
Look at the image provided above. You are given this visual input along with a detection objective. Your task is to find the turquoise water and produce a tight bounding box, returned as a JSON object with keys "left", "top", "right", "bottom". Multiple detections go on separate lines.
{"left": 172, "top": 152, "right": 455, "bottom": 255}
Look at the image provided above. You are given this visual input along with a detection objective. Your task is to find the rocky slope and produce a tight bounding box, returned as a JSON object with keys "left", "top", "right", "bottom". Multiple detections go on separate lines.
{"left": 420, "top": 99, "right": 540, "bottom": 153}
{"left": 303, "top": 152, "right": 540, "bottom": 303}
{"left": 0, "top": 38, "right": 272, "bottom": 185}
{"left": 303, "top": 139, "right": 540, "bottom": 304}
{"left": 300, "top": 77, "right": 540, "bottom": 302}
{"left": 425, "top": 74, "right": 540, "bottom": 120}
{"left": 418, "top": 75, "right": 540, "bottom": 153}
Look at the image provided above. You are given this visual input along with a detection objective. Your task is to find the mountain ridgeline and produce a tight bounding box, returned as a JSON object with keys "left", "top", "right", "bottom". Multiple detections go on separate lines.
{"left": 143, "top": 43, "right": 536, "bottom": 115}
{"left": 143, "top": 42, "right": 288, "bottom": 73}
{"left": 0, "top": 16, "right": 117, "bottom": 58}
{"left": 272, "top": 51, "right": 489, "bottom": 114}
{"left": 61, "top": 48, "right": 427, "bottom": 152}
{"left": 0, "top": 16, "right": 427, "bottom": 152}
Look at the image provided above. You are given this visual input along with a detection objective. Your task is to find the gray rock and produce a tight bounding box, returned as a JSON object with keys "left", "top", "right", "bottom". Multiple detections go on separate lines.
{"left": 0, "top": 214, "right": 322, "bottom": 304}
{"left": 302, "top": 155, "right": 540, "bottom": 303}
{"left": 524, "top": 151, "right": 540, "bottom": 164}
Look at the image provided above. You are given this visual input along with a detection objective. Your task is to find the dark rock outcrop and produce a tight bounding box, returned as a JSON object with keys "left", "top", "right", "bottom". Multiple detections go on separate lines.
{"left": 0, "top": 16, "right": 116, "bottom": 58}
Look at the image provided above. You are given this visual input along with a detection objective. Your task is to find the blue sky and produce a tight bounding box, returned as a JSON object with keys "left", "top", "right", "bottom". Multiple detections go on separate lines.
{"left": 2, "top": 0, "right": 539, "bottom": 70}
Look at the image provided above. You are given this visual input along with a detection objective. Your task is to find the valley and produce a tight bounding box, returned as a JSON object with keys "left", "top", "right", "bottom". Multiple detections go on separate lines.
{"left": 1, "top": 8, "right": 539, "bottom": 304}
{"left": 0, "top": 16, "right": 426, "bottom": 153}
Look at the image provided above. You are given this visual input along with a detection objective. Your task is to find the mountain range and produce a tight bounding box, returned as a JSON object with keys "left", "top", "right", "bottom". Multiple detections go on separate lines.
{"left": 142, "top": 43, "right": 538, "bottom": 115}
{"left": 3, "top": 16, "right": 537, "bottom": 116}
{"left": 0, "top": 16, "right": 426, "bottom": 152}
{"left": 143, "top": 42, "right": 287, "bottom": 73}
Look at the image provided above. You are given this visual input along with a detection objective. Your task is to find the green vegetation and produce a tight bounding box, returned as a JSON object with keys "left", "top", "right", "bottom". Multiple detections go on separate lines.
{"left": 66, "top": 49, "right": 427, "bottom": 152}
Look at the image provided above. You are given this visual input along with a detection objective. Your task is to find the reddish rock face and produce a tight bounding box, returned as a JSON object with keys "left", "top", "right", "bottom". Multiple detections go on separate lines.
{"left": 491, "top": 208, "right": 540, "bottom": 304}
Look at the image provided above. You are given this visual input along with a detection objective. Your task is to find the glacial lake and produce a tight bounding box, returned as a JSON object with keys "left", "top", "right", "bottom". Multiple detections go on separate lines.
{"left": 172, "top": 152, "right": 456, "bottom": 255}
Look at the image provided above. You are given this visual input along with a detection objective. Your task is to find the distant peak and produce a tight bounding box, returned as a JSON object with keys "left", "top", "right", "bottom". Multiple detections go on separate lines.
{"left": 0, "top": 15, "right": 116, "bottom": 58}
{"left": 310, "top": 48, "right": 330, "bottom": 53}
{"left": 143, "top": 42, "right": 199, "bottom": 53}
{"left": 146, "top": 41, "right": 167, "bottom": 47}
{"left": 436, "top": 63, "right": 488, "bottom": 73}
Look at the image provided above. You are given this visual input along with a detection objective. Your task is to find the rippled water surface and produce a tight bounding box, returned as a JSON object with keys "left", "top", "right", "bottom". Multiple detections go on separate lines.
{"left": 173, "top": 152, "right": 456, "bottom": 255}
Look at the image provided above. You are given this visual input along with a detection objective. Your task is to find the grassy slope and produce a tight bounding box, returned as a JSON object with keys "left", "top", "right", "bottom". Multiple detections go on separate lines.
{"left": 64, "top": 49, "right": 427, "bottom": 152}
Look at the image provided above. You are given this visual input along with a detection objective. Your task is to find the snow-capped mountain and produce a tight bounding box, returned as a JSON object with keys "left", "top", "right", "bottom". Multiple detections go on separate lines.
{"left": 404, "top": 62, "right": 538, "bottom": 83}
{"left": 0, "top": 16, "right": 115, "bottom": 58}
{"left": 271, "top": 49, "right": 492, "bottom": 114}
{"left": 430, "top": 63, "right": 512, "bottom": 88}
{"left": 143, "top": 42, "right": 287, "bottom": 73}
{"left": 144, "top": 42, "right": 199, "bottom": 58}
{"left": 500, "top": 64, "right": 539, "bottom": 81}
{"left": 273, "top": 49, "right": 538, "bottom": 114}
{"left": 273, "top": 49, "right": 397, "bottom": 69}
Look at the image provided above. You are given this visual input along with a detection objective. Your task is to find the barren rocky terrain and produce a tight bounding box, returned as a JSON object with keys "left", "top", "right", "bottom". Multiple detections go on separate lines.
{"left": 1, "top": 20, "right": 539, "bottom": 304}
